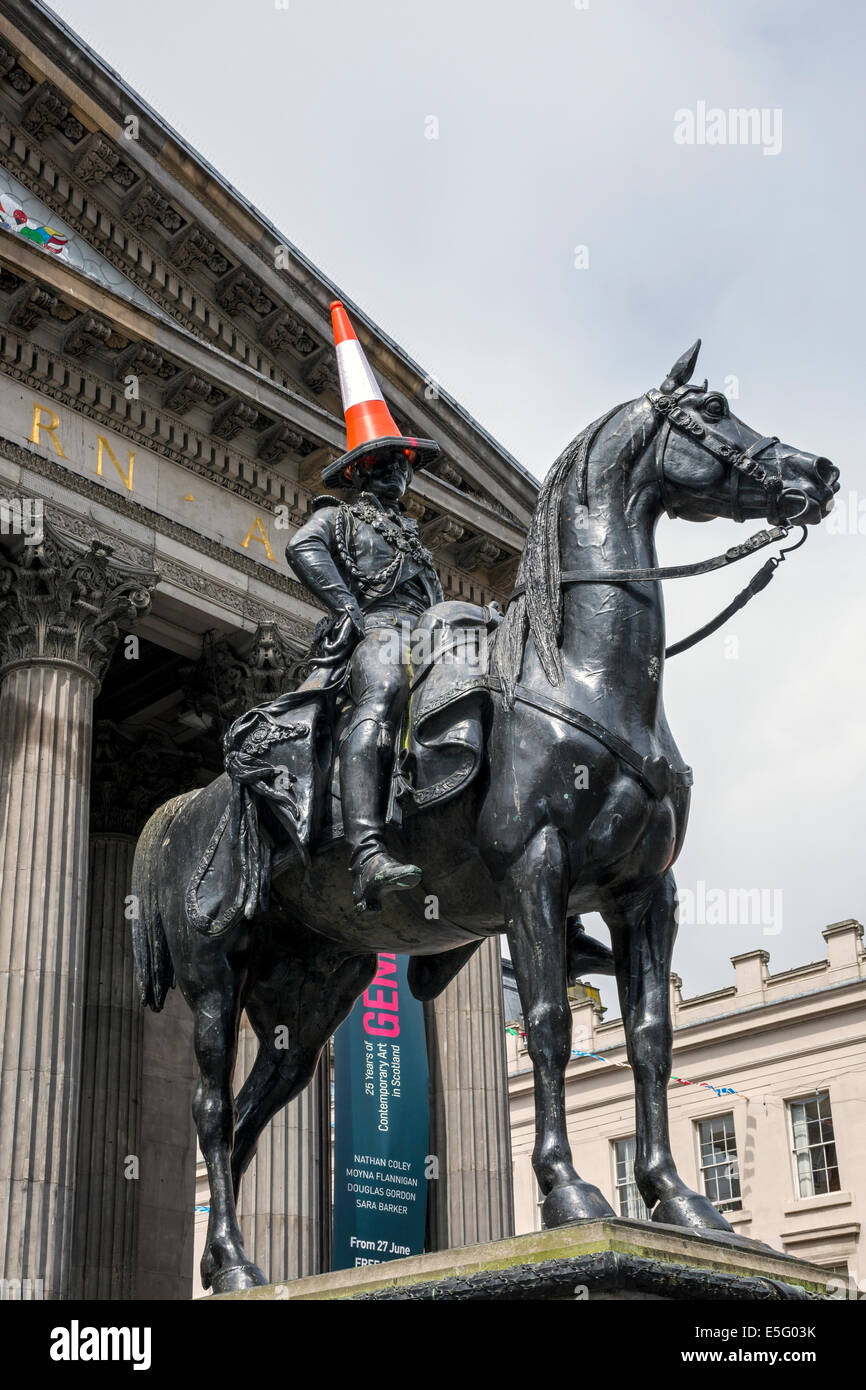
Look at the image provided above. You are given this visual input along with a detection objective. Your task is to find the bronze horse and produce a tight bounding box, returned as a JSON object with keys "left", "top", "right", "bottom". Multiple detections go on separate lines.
{"left": 131, "top": 342, "right": 838, "bottom": 1292}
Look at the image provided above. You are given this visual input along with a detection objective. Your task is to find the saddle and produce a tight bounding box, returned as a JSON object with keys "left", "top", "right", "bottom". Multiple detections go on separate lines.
{"left": 187, "top": 601, "right": 501, "bottom": 936}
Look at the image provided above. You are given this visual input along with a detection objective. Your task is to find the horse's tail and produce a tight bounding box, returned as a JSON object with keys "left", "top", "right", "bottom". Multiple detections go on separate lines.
{"left": 131, "top": 791, "right": 198, "bottom": 1012}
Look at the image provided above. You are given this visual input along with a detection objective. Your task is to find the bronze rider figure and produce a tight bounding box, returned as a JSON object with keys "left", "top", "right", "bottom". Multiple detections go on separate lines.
{"left": 287, "top": 301, "right": 443, "bottom": 913}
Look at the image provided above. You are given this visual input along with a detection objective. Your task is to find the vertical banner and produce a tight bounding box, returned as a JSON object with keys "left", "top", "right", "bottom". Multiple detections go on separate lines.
{"left": 332, "top": 953, "right": 429, "bottom": 1270}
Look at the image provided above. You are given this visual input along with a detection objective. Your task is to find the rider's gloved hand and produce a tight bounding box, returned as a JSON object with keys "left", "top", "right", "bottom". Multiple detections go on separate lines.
{"left": 321, "top": 602, "right": 365, "bottom": 657}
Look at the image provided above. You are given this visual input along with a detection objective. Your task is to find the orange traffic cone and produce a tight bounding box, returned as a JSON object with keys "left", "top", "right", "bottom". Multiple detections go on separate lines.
{"left": 322, "top": 300, "right": 439, "bottom": 487}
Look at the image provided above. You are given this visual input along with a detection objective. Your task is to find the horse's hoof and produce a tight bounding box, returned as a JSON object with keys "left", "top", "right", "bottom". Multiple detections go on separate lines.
{"left": 652, "top": 1193, "right": 733, "bottom": 1232}
{"left": 542, "top": 1181, "right": 616, "bottom": 1227}
{"left": 209, "top": 1261, "right": 268, "bottom": 1294}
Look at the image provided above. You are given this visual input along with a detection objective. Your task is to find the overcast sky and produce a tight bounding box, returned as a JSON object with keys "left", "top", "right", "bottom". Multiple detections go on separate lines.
{"left": 47, "top": 0, "right": 865, "bottom": 1015}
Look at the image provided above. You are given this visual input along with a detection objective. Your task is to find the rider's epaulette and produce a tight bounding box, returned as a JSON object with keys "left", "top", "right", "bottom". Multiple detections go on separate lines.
{"left": 310, "top": 493, "right": 343, "bottom": 512}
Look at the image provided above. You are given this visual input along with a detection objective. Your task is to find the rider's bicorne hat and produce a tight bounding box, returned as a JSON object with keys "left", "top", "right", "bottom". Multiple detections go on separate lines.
{"left": 321, "top": 300, "right": 440, "bottom": 487}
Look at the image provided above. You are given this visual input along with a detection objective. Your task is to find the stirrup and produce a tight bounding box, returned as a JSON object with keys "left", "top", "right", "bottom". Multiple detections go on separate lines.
{"left": 353, "top": 851, "right": 422, "bottom": 915}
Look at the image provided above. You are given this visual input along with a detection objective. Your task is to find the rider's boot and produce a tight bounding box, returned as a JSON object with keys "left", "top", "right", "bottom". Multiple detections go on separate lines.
{"left": 340, "top": 719, "right": 421, "bottom": 914}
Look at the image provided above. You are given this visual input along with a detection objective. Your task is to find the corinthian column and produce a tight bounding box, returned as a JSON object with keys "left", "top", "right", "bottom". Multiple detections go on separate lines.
{"left": 424, "top": 936, "right": 514, "bottom": 1249}
{"left": 0, "top": 525, "right": 156, "bottom": 1300}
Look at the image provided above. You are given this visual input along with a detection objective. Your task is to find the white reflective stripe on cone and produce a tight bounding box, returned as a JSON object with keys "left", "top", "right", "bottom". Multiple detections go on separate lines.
{"left": 335, "top": 337, "right": 385, "bottom": 411}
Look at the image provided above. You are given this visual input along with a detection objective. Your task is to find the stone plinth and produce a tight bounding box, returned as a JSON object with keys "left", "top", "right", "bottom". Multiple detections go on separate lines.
{"left": 209, "top": 1219, "right": 836, "bottom": 1301}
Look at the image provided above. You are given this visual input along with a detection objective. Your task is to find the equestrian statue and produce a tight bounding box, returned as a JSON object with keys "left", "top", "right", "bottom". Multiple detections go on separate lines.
{"left": 131, "top": 305, "right": 839, "bottom": 1292}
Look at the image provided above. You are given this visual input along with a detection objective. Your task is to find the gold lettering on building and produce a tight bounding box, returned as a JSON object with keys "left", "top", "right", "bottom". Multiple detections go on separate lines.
{"left": 29, "top": 403, "right": 66, "bottom": 458}
{"left": 241, "top": 516, "right": 275, "bottom": 562}
{"left": 96, "top": 436, "right": 134, "bottom": 492}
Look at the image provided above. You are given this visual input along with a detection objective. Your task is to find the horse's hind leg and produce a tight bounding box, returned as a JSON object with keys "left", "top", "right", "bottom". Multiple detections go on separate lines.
{"left": 231, "top": 947, "right": 378, "bottom": 1203}
{"left": 504, "top": 826, "right": 616, "bottom": 1226}
{"left": 604, "top": 871, "right": 732, "bottom": 1231}
{"left": 190, "top": 969, "right": 267, "bottom": 1294}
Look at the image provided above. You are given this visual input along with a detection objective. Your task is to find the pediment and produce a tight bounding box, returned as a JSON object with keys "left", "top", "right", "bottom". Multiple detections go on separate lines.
{"left": 0, "top": 163, "right": 174, "bottom": 327}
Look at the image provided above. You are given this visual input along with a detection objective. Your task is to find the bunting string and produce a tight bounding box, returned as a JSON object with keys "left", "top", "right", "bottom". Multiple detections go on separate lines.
{"left": 505, "top": 1026, "right": 738, "bottom": 1097}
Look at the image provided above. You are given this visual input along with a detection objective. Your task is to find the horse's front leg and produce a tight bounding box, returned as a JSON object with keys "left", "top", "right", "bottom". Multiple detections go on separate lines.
{"left": 191, "top": 977, "right": 267, "bottom": 1293}
{"left": 605, "top": 871, "right": 732, "bottom": 1231}
{"left": 504, "top": 825, "right": 616, "bottom": 1227}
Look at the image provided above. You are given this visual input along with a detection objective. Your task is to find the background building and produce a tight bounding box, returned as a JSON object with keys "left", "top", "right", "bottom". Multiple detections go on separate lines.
{"left": 0, "top": 0, "right": 519, "bottom": 1300}
{"left": 507, "top": 919, "right": 866, "bottom": 1281}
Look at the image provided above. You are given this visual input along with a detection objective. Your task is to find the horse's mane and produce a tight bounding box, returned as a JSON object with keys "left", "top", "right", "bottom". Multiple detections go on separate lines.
{"left": 494, "top": 404, "right": 625, "bottom": 705}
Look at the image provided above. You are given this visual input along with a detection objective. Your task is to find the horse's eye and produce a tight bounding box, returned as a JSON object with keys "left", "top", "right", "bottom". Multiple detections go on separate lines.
{"left": 702, "top": 396, "right": 726, "bottom": 419}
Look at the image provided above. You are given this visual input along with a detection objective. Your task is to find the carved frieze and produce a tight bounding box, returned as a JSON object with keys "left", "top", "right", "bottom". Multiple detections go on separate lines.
{"left": 216, "top": 270, "right": 275, "bottom": 318}
{"left": 257, "top": 422, "right": 306, "bottom": 463}
{"left": 212, "top": 397, "right": 260, "bottom": 441}
{"left": 1, "top": 54, "right": 34, "bottom": 96}
{"left": 8, "top": 283, "right": 59, "bottom": 330}
{"left": 110, "top": 162, "right": 139, "bottom": 192}
{"left": 402, "top": 495, "right": 426, "bottom": 522}
{"left": 126, "top": 181, "right": 185, "bottom": 235}
{"left": 436, "top": 459, "right": 464, "bottom": 488}
{"left": 113, "top": 342, "right": 166, "bottom": 382}
{"left": 453, "top": 536, "right": 502, "bottom": 570}
{"left": 303, "top": 356, "right": 339, "bottom": 395}
{"left": 64, "top": 314, "right": 114, "bottom": 357}
{"left": 21, "top": 83, "right": 85, "bottom": 143}
{"left": 164, "top": 372, "right": 223, "bottom": 415}
{"left": 170, "top": 225, "right": 231, "bottom": 277}
{"left": 73, "top": 133, "right": 119, "bottom": 186}
{"left": 422, "top": 515, "right": 465, "bottom": 550}
{"left": 0, "top": 118, "right": 339, "bottom": 399}
{"left": 260, "top": 308, "right": 318, "bottom": 357}
{"left": 0, "top": 434, "right": 323, "bottom": 619}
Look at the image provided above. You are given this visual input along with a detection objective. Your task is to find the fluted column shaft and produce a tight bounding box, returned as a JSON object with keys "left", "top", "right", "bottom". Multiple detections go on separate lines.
{"left": 0, "top": 660, "right": 96, "bottom": 1299}
{"left": 0, "top": 524, "right": 157, "bottom": 1299}
{"left": 70, "top": 834, "right": 140, "bottom": 1299}
{"left": 234, "top": 1017, "right": 331, "bottom": 1282}
{"left": 424, "top": 936, "right": 514, "bottom": 1249}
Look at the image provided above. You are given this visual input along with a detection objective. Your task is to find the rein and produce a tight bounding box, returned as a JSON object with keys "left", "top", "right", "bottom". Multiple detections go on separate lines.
{"left": 508, "top": 383, "right": 811, "bottom": 658}
{"left": 508, "top": 521, "right": 807, "bottom": 659}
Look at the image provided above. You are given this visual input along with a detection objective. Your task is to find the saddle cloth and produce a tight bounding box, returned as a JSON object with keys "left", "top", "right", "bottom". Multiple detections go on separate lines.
{"left": 189, "top": 601, "right": 500, "bottom": 935}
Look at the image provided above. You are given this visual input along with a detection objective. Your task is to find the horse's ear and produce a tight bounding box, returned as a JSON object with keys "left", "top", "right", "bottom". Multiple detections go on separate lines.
{"left": 661, "top": 339, "right": 701, "bottom": 392}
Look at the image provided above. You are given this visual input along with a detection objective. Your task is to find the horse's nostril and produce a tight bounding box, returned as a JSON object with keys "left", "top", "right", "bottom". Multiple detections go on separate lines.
{"left": 815, "top": 457, "right": 839, "bottom": 490}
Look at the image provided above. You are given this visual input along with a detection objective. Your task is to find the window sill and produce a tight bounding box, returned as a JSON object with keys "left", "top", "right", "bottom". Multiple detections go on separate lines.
{"left": 727, "top": 1210, "right": 752, "bottom": 1226}
{"left": 783, "top": 1190, "right": 852, "bottom": 1218}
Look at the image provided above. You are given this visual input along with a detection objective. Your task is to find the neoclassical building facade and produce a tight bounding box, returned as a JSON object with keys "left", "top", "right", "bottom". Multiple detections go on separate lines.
{"left": 507, "top": 920, "right": 866, "bottom": 1283}
{"left": 0, "top": 0, "right": 526, "bottom": 1299}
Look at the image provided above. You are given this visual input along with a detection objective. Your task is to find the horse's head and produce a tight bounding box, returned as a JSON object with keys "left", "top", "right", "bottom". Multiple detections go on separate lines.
{"left": 649, "top": 341, "right": 839, "bottom": 527}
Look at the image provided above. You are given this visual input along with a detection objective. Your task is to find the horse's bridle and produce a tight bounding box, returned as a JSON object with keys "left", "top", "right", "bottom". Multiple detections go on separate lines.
{"left": 507, "top": 385, "right": 811, "bottom": 659}
{"left": 646, "top": 385, "right": 789, "bottom": 524}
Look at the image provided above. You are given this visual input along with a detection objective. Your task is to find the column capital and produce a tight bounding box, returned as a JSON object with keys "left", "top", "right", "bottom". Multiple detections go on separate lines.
{"left": 0, "top": 522, "right": 158, "bottom": 687}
